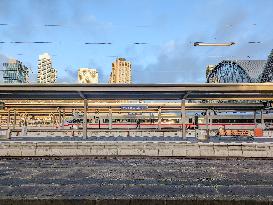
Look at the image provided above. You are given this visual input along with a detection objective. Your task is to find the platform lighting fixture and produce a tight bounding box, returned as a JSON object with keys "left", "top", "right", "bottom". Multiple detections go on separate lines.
{"left": 194, "top": 42, "right": 235, "bottom": 46}
{"left": 248, "top": 41, "right": 261, "bottom": 44}
{"left": 85, "top": 42, "right": 112, "bottom": 45}
{"left": 32, "top": 42, "right": 52, "bottom": 44}
{"left": 9, "top": 41, "right": 52, "bottom": 44}
{"left": 133, "top": 42, "right": 148, "bottom": 45}
{"left": 44, "top": 24, "right": 61, "bottom": 27}
{"left": 107, "top": 56, "right": 118, "bottom": 58}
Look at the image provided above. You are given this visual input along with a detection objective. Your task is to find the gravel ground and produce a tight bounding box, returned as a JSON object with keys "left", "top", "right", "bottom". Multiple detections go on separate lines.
{"left": 0, "top": 158, "right": 272, "bottom": 203}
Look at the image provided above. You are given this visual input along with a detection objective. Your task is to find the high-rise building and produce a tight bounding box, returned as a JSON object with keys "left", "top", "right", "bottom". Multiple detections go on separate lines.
{"left": 78, "top": 68, "right": 99, "bottom": 83}
{"left": 37, "top": 53, "right": 57, "bottom": 83}
{"left": 108, "top": 58, "right": 132, "bottom": 84}
{"left": 3, "top": 59, "right": 29, "bottom": 83}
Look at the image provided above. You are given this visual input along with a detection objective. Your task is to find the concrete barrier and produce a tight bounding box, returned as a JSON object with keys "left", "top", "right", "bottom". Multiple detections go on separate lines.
{"left": 268, "top": 144, "right": 273, "bottom": 157}
{"left": 10, "top": 129, "right": 185, "bottom": 138}
{"left": 228, "top": 143, "right": 243, "bottom": 157}
{"left": 0, "top": 141, "right": 272, "bottom": 158}
{"left": 199, "top": 143, "right": 215, "bottom": 157}
{"left": 213, "top": 143, "right": 229, "bottom": 157}
{"left": 242, "top": 143, "right": 259, "bottom": 158}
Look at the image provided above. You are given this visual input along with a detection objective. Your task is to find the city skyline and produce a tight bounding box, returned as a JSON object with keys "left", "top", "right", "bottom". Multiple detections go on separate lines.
{"left": 1, "top": 52, "right": 133, "bottom": 84}
{"left": 2, "top": 50, "right": 273, "bottom": 84}
{"left": 0, "top": 0, "right": 273, "bottom": 83}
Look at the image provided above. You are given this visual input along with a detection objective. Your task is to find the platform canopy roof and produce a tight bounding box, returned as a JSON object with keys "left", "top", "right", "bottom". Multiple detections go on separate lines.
{"left": 0, "top": 83, "right": 273, "bottom": 100}
{"left": 0, "top": 102, "right": 264, "bottom": 111}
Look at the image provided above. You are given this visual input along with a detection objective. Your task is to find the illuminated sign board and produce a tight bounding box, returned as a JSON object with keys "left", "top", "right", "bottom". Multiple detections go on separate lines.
{"left": 128, "top": 112, "right": 142, "bottom": 115}
{"left": 121, "top": 105, "right": 148, "bottom": 110}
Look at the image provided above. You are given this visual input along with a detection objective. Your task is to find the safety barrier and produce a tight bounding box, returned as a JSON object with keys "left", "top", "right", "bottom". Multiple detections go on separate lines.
{"left": 0, "top": 141, "right": 272, "bottom": 158}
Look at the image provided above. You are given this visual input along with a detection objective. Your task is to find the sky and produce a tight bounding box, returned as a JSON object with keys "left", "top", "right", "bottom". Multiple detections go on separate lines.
{"left": 0, "top": 0, "right": 273, "bottom": 83}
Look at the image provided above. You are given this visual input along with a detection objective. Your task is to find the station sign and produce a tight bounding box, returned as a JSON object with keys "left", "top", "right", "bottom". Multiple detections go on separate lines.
{"left": 128, "top": 112, "right": 142, "bottom": 115}
{"left": 121, "top": 105, "right": 148, "bottom": 110}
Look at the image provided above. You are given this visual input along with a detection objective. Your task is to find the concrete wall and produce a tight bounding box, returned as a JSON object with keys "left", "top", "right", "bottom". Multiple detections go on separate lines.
{"left": 0, "top": 141, "right": 272, "bottom": 158}
{"left": 6, "top": 129, "right": 273, "bottom": 138}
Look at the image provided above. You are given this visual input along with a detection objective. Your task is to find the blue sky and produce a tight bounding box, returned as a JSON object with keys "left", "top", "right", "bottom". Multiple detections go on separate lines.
{"left": 0, "top": 0, "right": 273, "bottom": 83}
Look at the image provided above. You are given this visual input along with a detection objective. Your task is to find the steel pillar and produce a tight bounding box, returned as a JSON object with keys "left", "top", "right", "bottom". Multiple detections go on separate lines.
{"left": 206, "top": 110, "right": 209, "bottom": 139}
{"left": 158, "top": 107, "right": 161, "bottom": 130}
{"left": 7, "top": 109, "right": 10, "bottom": 129}
{"left": 98, "top": 113, "right": 101, "bottom": 129}
{"left": 51, "top": 113, "right": 55, "bottom": 127}
{"left": 181, "top": 99, "right": 186, "bottom": 139}
{"left": 13, "top": 110, "right": 16, "bottom": 129}
{"left": 254, "top": 110, "right": 257, "bottom": 128}
{"left": 24, "top": 113, "right": 28, "bottom": 127}
{"left": 109, "top": 107, "right": 112, "bottom": 130}
{"left": 209, "top": 111, "right": 212, "bottom": 131}
{"left": 261, "top": 109, "right": 264, "bottom": 128}
{"left": 83, "top": 99, "right": 88, "bottom": 139}
{"left": 62, "top": 109, "right": 65, "bottom": 129}
{"left": 58, "top": 107, "right": 61, "bottom": 128}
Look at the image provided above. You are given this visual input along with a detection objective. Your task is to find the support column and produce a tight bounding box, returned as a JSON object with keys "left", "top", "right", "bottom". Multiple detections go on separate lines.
{"left": 254, "top": 110, "right": 257, "bottom": 128}
{"left": 51, "top": 113, "right": 55, "bottom": 127}
{"left": 261, "top": 109, "right": 264, "bottom": 129}
{"left": 98, "top": 111, "right": 101, "bottom": 129}
{"left": 24, "top": 113, "right": 28, "bottom": 126}
{"left": 58, "top": 107, "right": 61, "bottom": 128}
{"left": 13, "top": 110, "right": 16, "bottom": 129}
{"left": 62, "top": 109, "right": 65, "bottom": 129}
{"left": 7, "top": 109, "right": 10, "bottom": 129}
{"left": 181, "top": 99, "right": 186, "bottom": 139}
{"left": 109, "top": 107, "right": 112, "bottom": 130}
{"left": 209, "top": 110, "right": 213, "bottom": 131}
{"left": 22, "top": 113, "right": 28, "bottom": 136}
{"left": 83, "top": 99, "right": 88, "bottom": 139}
{"left": 206, "top": 110, "right": 209, "bottom": 139}
{"left": 158, "top": 107, "right": 161, "bottom": 130}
